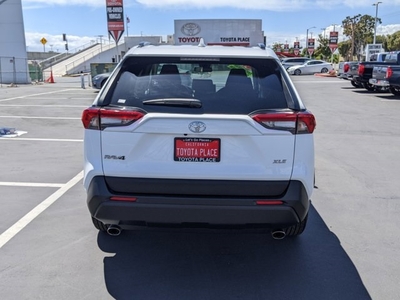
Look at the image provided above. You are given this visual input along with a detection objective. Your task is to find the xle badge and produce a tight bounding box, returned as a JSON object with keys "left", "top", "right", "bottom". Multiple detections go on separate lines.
{"left": 273, "top": 159, "right": 287, "bottom": 164}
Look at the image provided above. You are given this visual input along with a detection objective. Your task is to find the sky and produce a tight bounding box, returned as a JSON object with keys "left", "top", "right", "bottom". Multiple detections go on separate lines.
{"left": 20, "top": 0, "right": 400, "bottom": 53}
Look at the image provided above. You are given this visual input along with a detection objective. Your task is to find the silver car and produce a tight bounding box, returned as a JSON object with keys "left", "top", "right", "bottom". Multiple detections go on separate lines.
{"left": 287, "top": 60, "right": 333, "bottom": 75}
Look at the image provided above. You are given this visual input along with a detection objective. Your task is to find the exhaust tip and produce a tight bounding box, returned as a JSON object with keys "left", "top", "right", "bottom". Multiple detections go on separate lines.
{"left": 107, "top": 225, "right": 122, "bottom": 236}
{"left": 271, "top": 229, "right": 286, "bottom": 240}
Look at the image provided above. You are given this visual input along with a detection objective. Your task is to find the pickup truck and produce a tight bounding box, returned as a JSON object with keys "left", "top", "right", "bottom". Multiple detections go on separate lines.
{"left": 338, "top": 61, "right": 360, "bottom": 87}
{"left": 353, "top": 51, "right": 400, "bottom": 92}
{"left": 370, "top": 63, "right": 400, "bottom": 96}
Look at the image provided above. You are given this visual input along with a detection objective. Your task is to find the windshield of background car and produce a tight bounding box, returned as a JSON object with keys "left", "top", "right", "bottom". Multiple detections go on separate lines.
{"left": 104, "top": 56, "right": 295, "bottom": 114}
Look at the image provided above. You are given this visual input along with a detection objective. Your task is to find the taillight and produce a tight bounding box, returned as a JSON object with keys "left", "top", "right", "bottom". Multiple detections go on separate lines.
{"left": 344, "top": 63, "right": 349, "bottom": 73}
{"left": 386, "top": 67, "right": 393, "bottom": 79}
{"left": 251, "top": 111, "right": 316, "bottom": 134}
{"left": 81, "top": 107, "right": 145, "bottom": 130}
{"left": 358, "top": 64, "right": 365, "bottom": 76}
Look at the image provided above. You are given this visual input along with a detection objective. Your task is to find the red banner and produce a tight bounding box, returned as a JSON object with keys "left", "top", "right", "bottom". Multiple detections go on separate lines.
{"left": 329, "top": 31, "right": 339, "bottom": 53}
{"left": 293, "top": 41, "right": 300, "bottom": 56}
{"left": 106, "top": 0, "right": 124, "bottom": 43}
{"left": 307, "top": 38, "right": 315, "bottom": 56}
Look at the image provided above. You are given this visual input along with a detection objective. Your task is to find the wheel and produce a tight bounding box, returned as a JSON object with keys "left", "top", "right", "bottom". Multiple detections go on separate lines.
{"left": 100, "top": 79, "right": 107, "bottom": 88}
{"left": 285, "top": 214, "right": 308, "bottom": 237}
{"left": 321, "top": 67, "right": 328, "bottom": 73}
{"left": 389, "top": 86, "right": 400, "bottom": 96}
{"left": 294, "top": 69, "right": 301, "bottom": 75}
{"left": 363, "top": 82, "right": 375, "bottom": 92}
{"left": 91, "top": 216, "right": 108, "bottom": 232}
{"left": 351, "top": 80, "right": 360, "bottom": 88}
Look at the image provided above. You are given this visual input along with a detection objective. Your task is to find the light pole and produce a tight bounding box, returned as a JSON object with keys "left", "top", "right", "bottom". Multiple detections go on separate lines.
{"left": 96, "top": 35, "right": 104, "bottom": 52}
{"left": 373, "top": 2, "right": 382, "bottom": 44}
{"left": 306, "top": 26, "right": 316, "bottom": 57}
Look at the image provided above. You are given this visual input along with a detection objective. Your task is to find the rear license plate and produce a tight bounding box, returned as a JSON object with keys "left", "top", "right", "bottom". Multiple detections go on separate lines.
{"left": 174, "top": 138, "right": 220, "bottom": 162}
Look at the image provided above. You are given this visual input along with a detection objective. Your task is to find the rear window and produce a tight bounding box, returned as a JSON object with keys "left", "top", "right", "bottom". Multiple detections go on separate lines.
{"left": 103, "top": 57, "right": 293, "bottom": 114}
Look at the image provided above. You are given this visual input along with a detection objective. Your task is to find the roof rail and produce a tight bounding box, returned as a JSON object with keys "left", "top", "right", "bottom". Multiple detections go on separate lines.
{"left": 138, "top": 41, "right": 151, "bottom": 48}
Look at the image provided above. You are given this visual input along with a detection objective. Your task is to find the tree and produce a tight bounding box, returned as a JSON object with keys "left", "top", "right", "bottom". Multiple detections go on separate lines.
{"left": 338, "top": 40, "right": 352, "bottom": 61}
{"left": 386, "top": 31, "right": 400, "bottom": 51}
{"left": 342, "top": 14, "right": 381, "bottom": 61}
{"left": 314, "top": 34, "right": 333, "bottom": 60}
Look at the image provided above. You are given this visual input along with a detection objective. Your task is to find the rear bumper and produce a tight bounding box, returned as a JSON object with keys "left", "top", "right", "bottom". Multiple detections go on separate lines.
{"left": 87, "top": 176, "right": 310, "bottom": 228}
{"left": 369, "top": 78, "right": 390, "bottom": 87}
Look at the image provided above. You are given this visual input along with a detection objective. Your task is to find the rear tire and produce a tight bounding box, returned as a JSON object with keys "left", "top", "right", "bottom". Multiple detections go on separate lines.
{"left": 91, "top": 217, "right": 108, "bottom": 232}
{"left": 363, "top": 82, "right": 375, "bottom": 92}
{"left": 351, "top": 80, "right": 360, "bottom": 88}
{"left": 285, "top": 214, "right": 308, "bottom": 237}
{"left": 321, "top": 68, "right": 328, "bottom": 73}
{"left": 389, "top": 86, "right": 400, "bottom": 96}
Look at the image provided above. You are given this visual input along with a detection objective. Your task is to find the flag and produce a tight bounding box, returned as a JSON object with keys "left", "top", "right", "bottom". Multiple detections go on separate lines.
{"left": 126, "top": 16, "right": 130, "bottom": 23}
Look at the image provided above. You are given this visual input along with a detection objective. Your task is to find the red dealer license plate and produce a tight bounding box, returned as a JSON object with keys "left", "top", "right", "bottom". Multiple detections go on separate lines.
{"left": 174, "top": 138, "right": 220, "bottom": 162}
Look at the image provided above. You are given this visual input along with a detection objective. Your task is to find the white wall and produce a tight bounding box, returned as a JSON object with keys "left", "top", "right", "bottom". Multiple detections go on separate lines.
{"left": 0, "top": 0, "right": 30, "bottom": 84}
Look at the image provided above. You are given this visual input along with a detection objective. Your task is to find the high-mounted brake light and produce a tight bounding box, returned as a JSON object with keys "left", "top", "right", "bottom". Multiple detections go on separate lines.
{"left": 358, "top": 64, "right": 365, "bottom": 76}
{"left": 386, "top": 67, "right": 393, "bottom": 79}
{"left": 251, "top": 111, "right": 316, "bottom": 134}
{"left": 81, "top": 108, "right": 145, "bottom": 130}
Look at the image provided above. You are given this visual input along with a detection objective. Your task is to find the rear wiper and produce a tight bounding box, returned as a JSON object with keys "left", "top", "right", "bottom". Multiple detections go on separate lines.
{"left": 142, "top": 98, "right": 202, "bottom": 108}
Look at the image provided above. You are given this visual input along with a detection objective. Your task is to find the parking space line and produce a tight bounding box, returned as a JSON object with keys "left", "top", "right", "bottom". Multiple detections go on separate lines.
{"left": 0, "top": 116, "right": 80, "bottom": 120}
{"left": 0, "top": 171, "right": 84, "bottom": 249}
{"left": 0, "top": 182, "right": 64, "bottom": 188}
{"left": 0, "top": 89, "right": 84, "bottom": 102}
{"left": 0, "top": 138, "right": 83, "bottom": 142}
{"left": 0, "top": 104, "right": 88, "bottom": 108}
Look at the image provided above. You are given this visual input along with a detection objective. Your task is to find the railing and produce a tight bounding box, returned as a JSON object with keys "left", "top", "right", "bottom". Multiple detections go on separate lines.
{"left": 64, "top": 41, "right": 123, "bottom": 75}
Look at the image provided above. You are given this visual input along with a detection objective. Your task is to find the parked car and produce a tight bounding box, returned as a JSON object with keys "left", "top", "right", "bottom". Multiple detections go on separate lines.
{"left": 369, "top": 52, "right": 400, "bottom": 95}
{"left": 354, "top": 51, "right": 400, "bottom": 91}
{"left": 281, "top": 57, "right": 311, "bottom": 70}
{"left": 92, "top": 72, "right": 111, "bottom": 89}
{"left": 337, "top": 61, "right": 361, "bottom": 87}
{"left": 287, "top": 60, "right": 333, "bottom": 75}
{"left": 81, "top": 41, "right": 316, "bottom": 239}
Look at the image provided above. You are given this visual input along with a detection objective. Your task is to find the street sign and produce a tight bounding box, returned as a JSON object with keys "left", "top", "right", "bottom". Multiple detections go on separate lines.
{"left": 40, "top": 37, "right": 47, "bottom": 45}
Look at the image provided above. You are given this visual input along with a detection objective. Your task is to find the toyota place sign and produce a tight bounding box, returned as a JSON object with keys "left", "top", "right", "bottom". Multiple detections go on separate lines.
{"left": 174, "top": 19, "right": 264, "bottom": 46}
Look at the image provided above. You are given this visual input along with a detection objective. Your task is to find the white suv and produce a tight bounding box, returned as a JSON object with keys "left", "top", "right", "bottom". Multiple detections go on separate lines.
{"left": 82, "top": 42, "right": 316, "bottom": 239}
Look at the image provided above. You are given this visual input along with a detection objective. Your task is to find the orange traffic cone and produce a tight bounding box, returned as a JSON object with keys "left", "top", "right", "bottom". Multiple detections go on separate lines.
{"left": 46, "top": 71, "right": 55, "bottom": 83}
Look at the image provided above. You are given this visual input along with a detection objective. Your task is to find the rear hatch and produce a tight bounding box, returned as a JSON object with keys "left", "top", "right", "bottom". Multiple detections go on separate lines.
{"left": 99, "top": 113, "right": 296, "bottom": 182}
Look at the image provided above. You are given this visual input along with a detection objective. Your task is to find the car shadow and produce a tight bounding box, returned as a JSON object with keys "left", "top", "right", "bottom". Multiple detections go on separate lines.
{"left": 97, "top": 205, "right": 371, "bottom": 300}
{"left": 375, "top": 94, "right": 400, "bottom": 101}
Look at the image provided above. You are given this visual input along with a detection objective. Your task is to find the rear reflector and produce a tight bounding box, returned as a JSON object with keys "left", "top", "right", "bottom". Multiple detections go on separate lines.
{"left": 251, "top": 111, "right": 316, "bottom": 134}
{"left": 82, "top": 107, "right": 145, "bottom": 130}
{"left": 110, "top": 196, "right": 137, "bottom": 202}
{"left": 256, "top": 200, "right": 284, "bottom": 205}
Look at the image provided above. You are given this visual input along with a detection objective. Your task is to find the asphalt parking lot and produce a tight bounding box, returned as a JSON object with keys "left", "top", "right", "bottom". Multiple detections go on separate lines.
{"left": 0, "top": 75, "right": 399, "bottom": 300}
